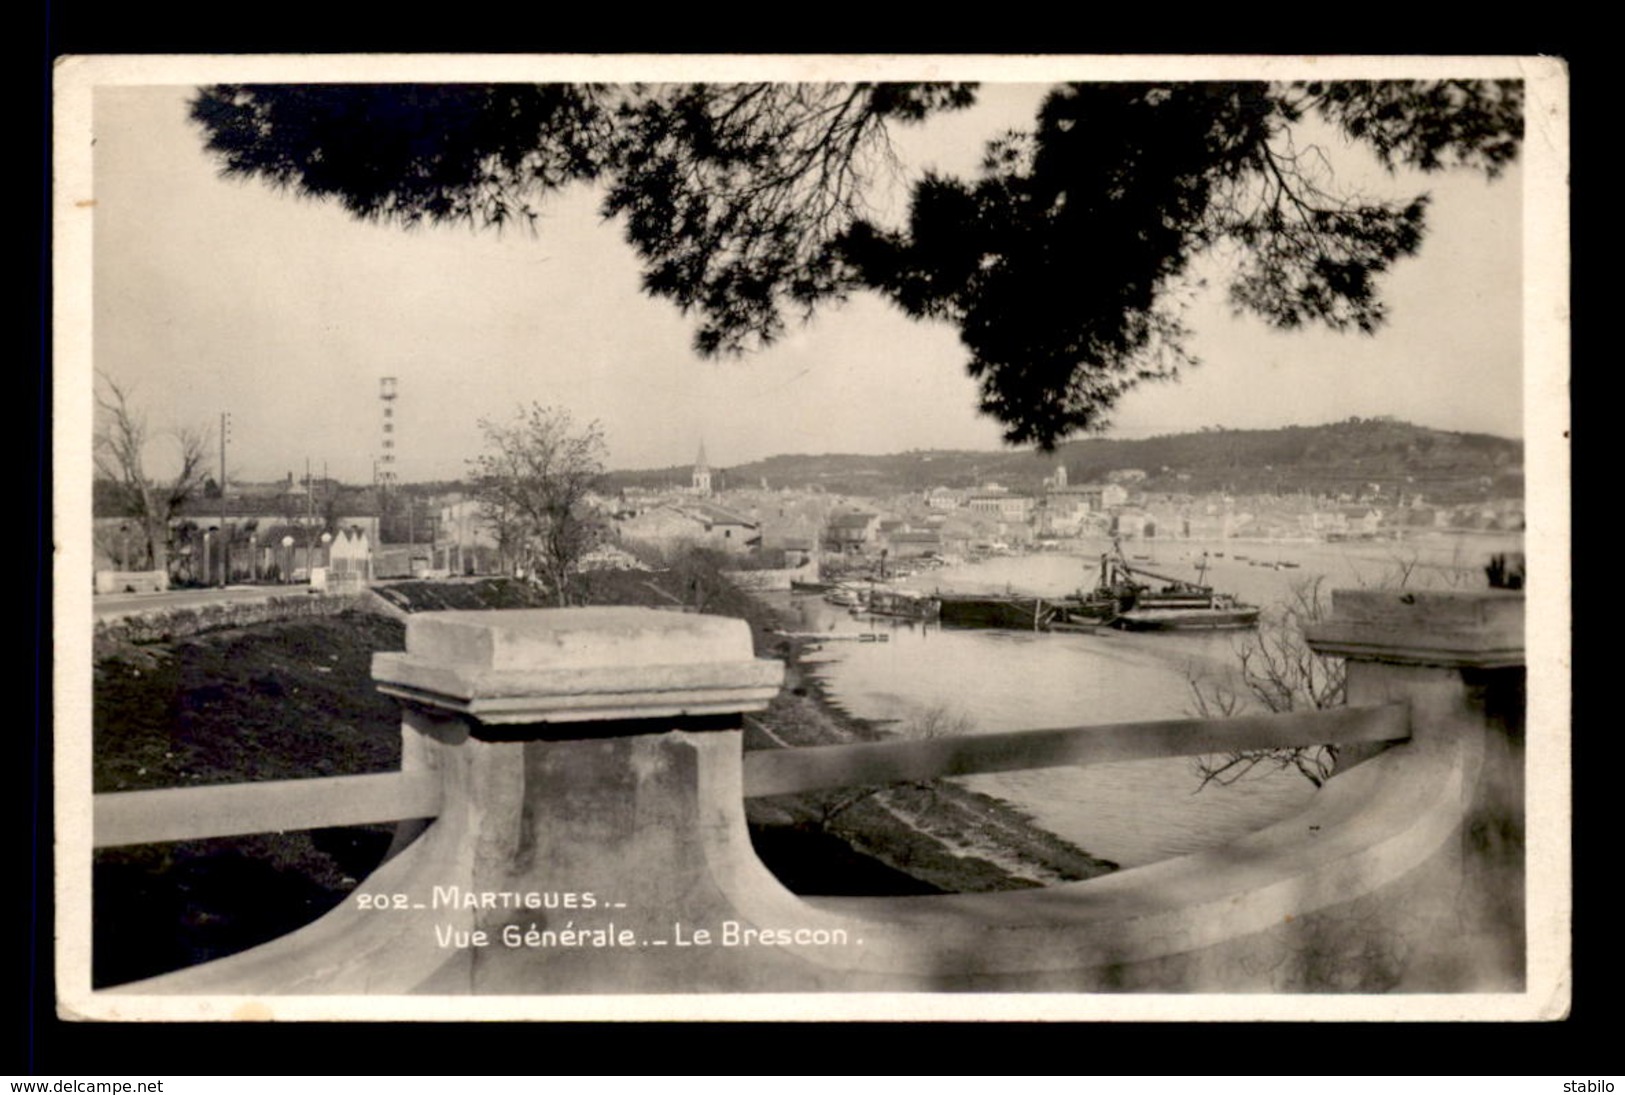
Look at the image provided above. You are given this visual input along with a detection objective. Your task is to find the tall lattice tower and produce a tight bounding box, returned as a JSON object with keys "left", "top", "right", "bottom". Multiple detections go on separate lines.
{"left": 377, "top": 376, "right": 399, "bottom": 489}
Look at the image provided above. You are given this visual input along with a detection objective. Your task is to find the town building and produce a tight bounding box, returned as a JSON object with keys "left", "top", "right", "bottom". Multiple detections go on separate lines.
{"left": 886, "top": 529, "right": 943, "bottom": 559}
{"left": 325, "top": 526, "right": 374, "bottom": 591}
{"left": 617, "top": 501, "right": 760, "bottom": 556}
{"left": 1042, "top": 487, "right": 1096, "bottom": 534}
{"left": 825, "top": 511, "right": 882, "bottom": 553}
{"left": 1073, "top": 483, "right": 1130, "bottom": 511}
{"left": 965, "top": 492, "right": 1035, "bottom": 522}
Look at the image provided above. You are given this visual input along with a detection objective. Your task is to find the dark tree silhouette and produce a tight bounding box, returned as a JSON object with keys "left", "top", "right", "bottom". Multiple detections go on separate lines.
{"left": 190, "top": 79, "right": 1521, "bottom": 449}
{"left": 599, "top": 83, "right": 976, "bottom": 355}
{"left": 840, "top": 81, "right": 1521, "bottom": 446}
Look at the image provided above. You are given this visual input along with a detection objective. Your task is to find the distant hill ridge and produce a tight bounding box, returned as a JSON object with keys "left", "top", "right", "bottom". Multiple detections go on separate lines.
{"left": 606, "top": 419, "right": 1523, "bottom": 505}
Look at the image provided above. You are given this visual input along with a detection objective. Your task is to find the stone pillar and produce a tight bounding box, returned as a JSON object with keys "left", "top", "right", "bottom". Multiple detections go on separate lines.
{"left": 368, "top": 606, "right": 878, "bottom": 993}
{"left": 1305, "top": 589, "right": 1526, "bottom": 990}
{"left": 1308, "top": 589, "right": 1523, "bottom": 762}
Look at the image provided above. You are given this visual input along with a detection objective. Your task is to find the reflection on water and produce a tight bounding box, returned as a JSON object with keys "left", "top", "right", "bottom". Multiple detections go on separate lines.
{"left": 776, "top": 533, "right": 1519, "bottom": 868}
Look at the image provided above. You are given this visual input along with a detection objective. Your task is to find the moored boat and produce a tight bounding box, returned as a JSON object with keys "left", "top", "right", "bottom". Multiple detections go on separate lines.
{"left": 1070, "top": 546, "right": 1260, "bottom": 633}
{"left": 935, "top": 547, "right": 1259, "bottom": 634}
{"left": 855, "top": 586, "right": 942, "bottom": 621}
{"left": 938, "top": 593, "right": 1056, "bottom": 629}
{"left": 1112, "top": 597, "right": 1261, "bottom": 631}
{"left": 823, "top": 583, "right": 867, "bottom": 608}
{"left": 1045, "top": 606, "right": 1116, "bottom": 632}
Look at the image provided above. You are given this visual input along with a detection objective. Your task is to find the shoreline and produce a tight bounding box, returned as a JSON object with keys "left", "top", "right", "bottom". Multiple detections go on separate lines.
{"left": 726, "top": 584, "right": 1119, "bottom": 893}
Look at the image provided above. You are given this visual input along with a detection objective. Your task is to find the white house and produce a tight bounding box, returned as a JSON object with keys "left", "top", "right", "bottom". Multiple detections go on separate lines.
{"left": 326, "top": 526, "right": 374, "bottom": 590}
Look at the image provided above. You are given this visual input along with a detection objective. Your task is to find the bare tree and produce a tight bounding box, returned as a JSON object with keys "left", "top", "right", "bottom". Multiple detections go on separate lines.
{"left": 1185, "top": 575, "right": 1347, "bottom": 789}
{"left": 1358, "top": 546, "right": 1486, "bottom": 592}
{"left": 666, "top": 543, "right": 736, "bottom": 613}
{"left": 93, "top": 372, "right": 211, "bottom": 577}
{"left": 1187, "top": 545, "right": 1510, "bottom": 790}
{"left": 469, "top": 404, "right": 607, "bottom": 606}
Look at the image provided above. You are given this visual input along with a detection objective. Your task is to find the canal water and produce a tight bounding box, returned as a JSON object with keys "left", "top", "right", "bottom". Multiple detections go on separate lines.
{"left": 770, "top": 532, "right": 1522, "bottom": 869}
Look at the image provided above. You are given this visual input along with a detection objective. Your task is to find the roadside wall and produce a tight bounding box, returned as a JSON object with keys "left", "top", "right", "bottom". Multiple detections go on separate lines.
{"left": 94, "top": 593, "right": 362, "bottom": 646}
{"left": 94, "top": 569, "right": 168, "bottom": 594}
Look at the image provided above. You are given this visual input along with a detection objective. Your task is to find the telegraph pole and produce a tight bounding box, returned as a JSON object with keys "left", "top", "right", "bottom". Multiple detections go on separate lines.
{"left": 220, "top": 412, "right": 231, "bottom": 586}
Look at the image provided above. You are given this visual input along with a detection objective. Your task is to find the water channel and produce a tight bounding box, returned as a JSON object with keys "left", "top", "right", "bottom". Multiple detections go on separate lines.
{"left": 767, "top": 531, "right": 1523, "bottom": 869}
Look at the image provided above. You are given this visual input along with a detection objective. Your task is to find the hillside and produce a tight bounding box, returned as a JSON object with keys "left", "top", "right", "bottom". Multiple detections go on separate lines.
{"left": 606, "top": 419, "right": 1523, "bottom": 504}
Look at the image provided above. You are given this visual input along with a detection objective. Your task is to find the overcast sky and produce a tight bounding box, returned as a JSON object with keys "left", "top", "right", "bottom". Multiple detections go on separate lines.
{"left": 87, "top": 69, "right": 1529, "bottom": 485}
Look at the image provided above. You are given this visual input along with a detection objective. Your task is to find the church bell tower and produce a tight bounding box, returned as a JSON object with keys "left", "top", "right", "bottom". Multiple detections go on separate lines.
{"left": 692, "top": 443, "right": 712, "bottom": 496}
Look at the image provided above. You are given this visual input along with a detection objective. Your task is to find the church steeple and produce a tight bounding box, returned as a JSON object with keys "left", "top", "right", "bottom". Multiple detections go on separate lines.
{"left": 692, "top": 442, "right": 712, "bottom": 496}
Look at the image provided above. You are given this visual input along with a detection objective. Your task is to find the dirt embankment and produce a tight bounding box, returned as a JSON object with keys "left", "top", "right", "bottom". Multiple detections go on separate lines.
{"left": 91, "top": 566, "right": 1113, "bottom": 986}
{"left": 742, "top": 627, "right": 1117, "bottom": 893}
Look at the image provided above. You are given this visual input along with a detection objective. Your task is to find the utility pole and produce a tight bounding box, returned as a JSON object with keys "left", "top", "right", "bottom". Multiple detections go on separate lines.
{"left": 323, "top": 460, "right": 330, "bottom": 568}
{"left": 304, "top": 455, "right": 319, "bottom": 579}
{"left": 219, "top": 412, "right": 231, "bottom": 586}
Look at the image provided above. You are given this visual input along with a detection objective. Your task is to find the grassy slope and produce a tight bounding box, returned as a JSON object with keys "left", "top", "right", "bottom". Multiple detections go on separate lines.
{"left": 93, "top": 613, "right": 407, "bottom": 985}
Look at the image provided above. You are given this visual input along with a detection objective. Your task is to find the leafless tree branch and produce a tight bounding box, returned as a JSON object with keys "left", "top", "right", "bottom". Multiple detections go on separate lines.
{"left": 1186, "top": 576, "right": 1346, "bottom": 791}
{"left": 95, "top": 372, "right": 212, "bottom": 576}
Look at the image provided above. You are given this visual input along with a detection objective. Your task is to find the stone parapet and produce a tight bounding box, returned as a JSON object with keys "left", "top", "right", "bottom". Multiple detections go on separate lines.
{"left": 110, "top": 593, "right": 1533, "bottom": 1000}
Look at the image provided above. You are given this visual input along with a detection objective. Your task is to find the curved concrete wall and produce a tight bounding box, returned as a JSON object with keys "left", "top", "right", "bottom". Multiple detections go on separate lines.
{"left": 113, "top": 594, "right": 1525, "bottom": 996}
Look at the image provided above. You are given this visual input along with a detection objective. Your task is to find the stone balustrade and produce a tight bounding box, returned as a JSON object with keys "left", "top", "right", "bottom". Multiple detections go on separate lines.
{"left": 111, "top": 590, "right": 1527, "bottom": 997}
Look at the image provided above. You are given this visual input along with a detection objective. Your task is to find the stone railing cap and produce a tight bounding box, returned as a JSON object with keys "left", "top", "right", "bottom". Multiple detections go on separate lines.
{"left": 373, "top": 607, "right": 785, "bottom": 724}
{"left": 403, "top": 607, "right": 754, "bottom": 671}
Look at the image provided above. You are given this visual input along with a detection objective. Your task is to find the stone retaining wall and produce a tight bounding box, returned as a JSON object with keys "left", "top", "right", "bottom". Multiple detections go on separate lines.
{"left": 94, "top": 593, "right": 362, "bottom": 646}
{"left": 94, "top": 569, "right": 168, "bottom": 594}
